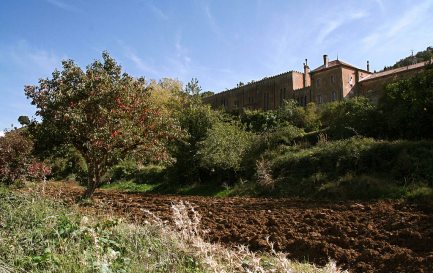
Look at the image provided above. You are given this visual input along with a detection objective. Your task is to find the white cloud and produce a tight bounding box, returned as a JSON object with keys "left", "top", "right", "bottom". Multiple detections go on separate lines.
{"left": 149, "top": 3, "right": 168, "bottom": 20}
{"left": 0, "top": 131, "right": 4, "bottom": 137}
{"left": 374, "top": 0, "right": 385, "bottom": 11}
{"left": 44, "top": 0, "right": 80, "bottom": 12}
{"left": 119, "top": 42, "right": 160, "bottom": 75}
{"left": 362, "top": 0, "right": 433, "bottom": 50}
{"left": 317, "top": 11, "right": 368, "bottom": 44}
{"left": 4, "top": 40, "right": 65, "bottom": 79}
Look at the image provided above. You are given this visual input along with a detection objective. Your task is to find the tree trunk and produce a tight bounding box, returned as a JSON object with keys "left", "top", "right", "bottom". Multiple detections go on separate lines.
{"left": 82, "top": 179, "right": 98, "bottom": 199}
{"left": 82, "top": 163, "right": 100, "bottom": 199}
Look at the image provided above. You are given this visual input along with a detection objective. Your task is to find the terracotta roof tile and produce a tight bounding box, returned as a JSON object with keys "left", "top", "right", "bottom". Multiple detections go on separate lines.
{"left": 360, "top": 61, "right": 428, "bottom": 82}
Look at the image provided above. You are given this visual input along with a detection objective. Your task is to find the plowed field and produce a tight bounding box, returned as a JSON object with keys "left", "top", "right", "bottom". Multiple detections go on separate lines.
{"left": 33, "top": 183, "right": 433, "bottom": 273}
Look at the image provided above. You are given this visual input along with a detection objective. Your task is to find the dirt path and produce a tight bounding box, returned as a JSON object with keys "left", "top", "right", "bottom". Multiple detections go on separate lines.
{"left": 31, "top": 182, "right": 433, "bottom": 273}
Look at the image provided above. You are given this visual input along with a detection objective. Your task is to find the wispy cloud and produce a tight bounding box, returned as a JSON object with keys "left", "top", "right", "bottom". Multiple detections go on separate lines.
{"left": 374, "top": 0, "right": 385, "bottom": 12}
{"left": 120, "top": 43, "right": 160, "bottom": 75}
{"left": 149, "top": 3, "right": 168, "bottom": 20}
{"left": 202, "top": 3, "right": 230, "bottom": 46}
{"left": 164, "top": 31, "right": 192, "bottom": 78}
{"left": 316, "top": 10, "right": 368, "bottom": 44}
{"left": 44, "top": 0, "right": 80, "bottom": 12}
{"left": 6, "top": 40, "right": 65, "bottom": 78}
{"left": 362, "top": 0, "right": 433, "bottom": 50}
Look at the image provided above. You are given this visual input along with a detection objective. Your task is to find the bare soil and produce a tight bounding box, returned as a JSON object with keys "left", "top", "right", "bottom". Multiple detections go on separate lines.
{"left": 29, "top": 182, "right": 433, "bottom": 273}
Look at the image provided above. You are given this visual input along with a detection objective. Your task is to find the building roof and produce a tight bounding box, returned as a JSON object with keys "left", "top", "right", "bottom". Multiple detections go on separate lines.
{"left": 312, "top": 59, "right": 371, "bottom": 74}
{"left": 360, "top": 61, "right": 429, "bottom": 82}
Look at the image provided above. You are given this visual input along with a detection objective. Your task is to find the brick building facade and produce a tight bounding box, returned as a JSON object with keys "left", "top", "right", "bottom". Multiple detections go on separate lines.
{"left": 203, "top": 55, "right": 430, "bottom": 110}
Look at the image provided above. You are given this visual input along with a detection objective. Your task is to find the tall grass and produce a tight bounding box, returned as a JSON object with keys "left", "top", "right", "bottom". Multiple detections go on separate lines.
{"left": 0, "top": 186, "right": 348, "bottom": 272}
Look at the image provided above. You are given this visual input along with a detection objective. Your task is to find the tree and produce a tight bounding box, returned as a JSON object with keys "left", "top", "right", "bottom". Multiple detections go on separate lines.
{"left": 0, "top": 129, "right": 34, "bottom": 184}
{"left": 197, "top": 121, "right": 255, "bottom": 183}
{"left": 169, "top": 100, "right": 218, "bottom": 183}
{"left": 379, "top": 65, "right": 433, "bottom": 139}
{"left": 320, "top": 97, "right": 378, "bottom": 139}
{"left": 25, "top": 52, "right": 181, "bottom": 198}
{"left": 185, "top": 78, "right": 202, "bottom": 96}
{"left": 18, "top": 116, "right": 30, "bottom": 126}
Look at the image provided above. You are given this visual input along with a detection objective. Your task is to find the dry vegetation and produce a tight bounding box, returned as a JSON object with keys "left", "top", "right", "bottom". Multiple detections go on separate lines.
{"left": 0, "top": 184, "right": 346, "bottom": 273}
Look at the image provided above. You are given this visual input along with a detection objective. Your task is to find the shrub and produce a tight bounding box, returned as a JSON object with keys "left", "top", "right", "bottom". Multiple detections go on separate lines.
{"left": 198, "top": 121, "right": 255, "bottom": 183}
{"left": 379, "top": 65, "right": 433, "bottom": 139}
{"left": 169, "top": 102, "right": 219, "bottom": 184}
{"left": 0, "top": 129, "right": 34, "bottom": 184}
{"left": 269, "top": 137, "right": 433, "bottom": 198}
{"left": 238, "top": 100, "right": 320, "bottom": 133}
{"left": 320, "top": 97, "right": 379, "bottom": 139}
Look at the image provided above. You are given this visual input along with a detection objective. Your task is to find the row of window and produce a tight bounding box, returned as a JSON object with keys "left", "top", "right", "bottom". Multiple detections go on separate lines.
{"left": 316, "top": 75, "right": 337, "bottom": 87}
{"left": 316, "top": 91, "right": 338, "bottom": 104}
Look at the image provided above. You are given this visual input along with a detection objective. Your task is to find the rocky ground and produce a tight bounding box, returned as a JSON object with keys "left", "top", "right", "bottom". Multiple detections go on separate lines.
{"left": 28, "top": 182, "right": 433, "bottom": 273}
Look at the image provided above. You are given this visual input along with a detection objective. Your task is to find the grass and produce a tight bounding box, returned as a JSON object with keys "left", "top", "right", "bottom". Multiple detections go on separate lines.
{"left": 102, "top": 180, "right": 158, "bottom": 193}
{"left": 0, "top": 185, "right": 202, "bottom": 273}
{"left": 0, "top": 184, "right": 347, "bottom": 273}
{"left": 103, "top": 179, "right": 236, "bottom": 197}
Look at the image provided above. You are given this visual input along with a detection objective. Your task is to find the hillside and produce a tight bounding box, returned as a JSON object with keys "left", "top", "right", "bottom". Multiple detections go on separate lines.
{"left": 383, "top": 46, "right": 433, "bottom": 71}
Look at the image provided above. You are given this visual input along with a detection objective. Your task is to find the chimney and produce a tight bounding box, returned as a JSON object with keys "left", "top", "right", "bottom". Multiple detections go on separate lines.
{"left": 303, "top": 59, "right": 311, "bottom": 88}
{"left": 367, "top": 61, "right": 370, "bottom": 72}
{"left": 323, "top": 55, "right": 329, "bottom": 68}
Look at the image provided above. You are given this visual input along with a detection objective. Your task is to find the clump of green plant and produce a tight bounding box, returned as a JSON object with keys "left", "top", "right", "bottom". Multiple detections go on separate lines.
{"left": 197, "top": 121, "right": 256, "bottom": 184}
{"left": 0, "top": 187, "right": 348, "bottom": 273}
{"left": 320, "top": 97, "right": 379, "bottom": 139}
{"left": 265, "top": 137, "right": 433, "bottom": 200}
{"left": 0, "top": 129, "right": 34, "bottom": 185}
{"left": 0, "top": 190, "right": 203, "bottom": 273}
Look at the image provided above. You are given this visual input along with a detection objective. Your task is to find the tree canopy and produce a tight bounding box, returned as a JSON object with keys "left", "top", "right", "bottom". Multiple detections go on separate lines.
{"left": 25, "top": 52, "right": 181, "bottom": 197}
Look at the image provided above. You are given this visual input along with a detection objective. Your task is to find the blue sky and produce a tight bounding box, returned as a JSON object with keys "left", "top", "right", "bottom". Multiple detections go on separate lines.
{"left": 1, "top": 0, "right": 433, "bottom": 132}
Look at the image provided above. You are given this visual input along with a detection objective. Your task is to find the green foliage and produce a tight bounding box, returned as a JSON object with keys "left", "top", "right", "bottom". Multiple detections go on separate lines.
{"left": 320, "top": 97, "right": 378, "bottom": 139}
{"left": 379, "top": 66, "right": 433, "bottom": 139}
{"left": 48, "top": 146, "right": 88, "bottom": 182}
{"left": 268, "top": 137, "right": 433, "bottom": 199}
{"left": 277, "top": 100, "right": 320, "bottom": 131}
{"left": 384, "top": 46, "right": 433, "bottom": 70}
{"left": 0, "top": 191, "right": 203, "bottom": 272}
{"left": 109, "top": 161, "right": 165, "bottom": 185}
{"left": 198, "top": 121, "right": 255, "bottom": 181}
{"left": 169, "top": 101, "right": 219, "bottom": 184}
{"left": 0, "top": 129, "right": 34, "bottom": 184}
{"left": 103, "top": 180, "right": 158, "bottom": 193}
{"left": 239, "top": 100, "right": 319, "bottom": 133}
{"left": 18, "top": 115, "right": 31, "bottom": 126}
{"left": 25, "top": 52, "right": 181, "bottom": 197}
{"left": 184, "top": 78, "right": 202, "bottom": 96}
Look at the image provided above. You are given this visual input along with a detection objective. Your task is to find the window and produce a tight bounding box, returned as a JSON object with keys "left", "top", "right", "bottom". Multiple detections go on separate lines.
{"left": 349, "top": 76, "right": 353, "bottom": 86}
{"left": 332, "top": 91, "right": 337, "bottom": 101}
{"left": 316, "top": 78, "right": 321, "bottom": 87}
{"left": 331, "top": 75, "right": 335, "bottom": 83}
{"left": 317, "top": 94, "right": 322, "bottom": 104}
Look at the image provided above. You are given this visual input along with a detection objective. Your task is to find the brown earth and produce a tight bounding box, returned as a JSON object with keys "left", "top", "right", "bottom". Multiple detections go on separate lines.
{"left": 27, "top": 182, "right": 433, "bottom": 273}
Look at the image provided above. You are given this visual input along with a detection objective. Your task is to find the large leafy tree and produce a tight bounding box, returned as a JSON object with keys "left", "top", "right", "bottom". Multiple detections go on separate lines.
{"left": 379, "top": 65, "right": 433, "bottom": 139}
{"left": 25, "top": 52, "right": 180, "bottom": 198}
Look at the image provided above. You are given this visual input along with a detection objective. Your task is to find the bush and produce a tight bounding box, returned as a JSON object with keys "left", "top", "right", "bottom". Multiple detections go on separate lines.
{"left": 169, "top": 102, "right": 219, "bottom": 184}
{"left": 198, "top": 121, "right": 255, "bottom": 183}
{"left": 0, "top": 129, "right": 34, "bottom": 184}
{"left": 268, "top": 137, "right": 433, "bottom": 198}
{"left": 238, "top": 100, "right": 320, "bottom": 133}
{"left": 49, "top": 146, "right": 88, "bottom": 181}
{"left": 379, "top": 65, "right": 433, "bottom": 139}
{"left": 320, "top": 97, "right": 379, "bottom": 139}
